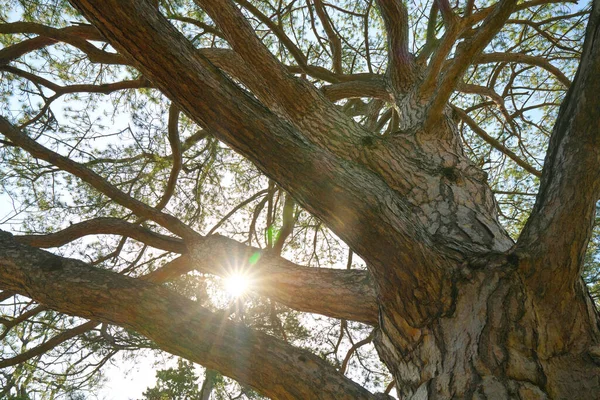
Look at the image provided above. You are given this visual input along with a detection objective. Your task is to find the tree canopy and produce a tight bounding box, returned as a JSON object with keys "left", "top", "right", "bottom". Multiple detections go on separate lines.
{"left": 1, "top": 0, "right": 599, "bottom": 398}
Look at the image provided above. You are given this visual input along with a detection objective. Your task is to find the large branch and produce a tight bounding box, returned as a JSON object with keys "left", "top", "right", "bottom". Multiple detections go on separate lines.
{"left": 515, "top": 3, "right": 600, "bottom": 288}
{"left": 14, "top": 219, "right": 378, "bottom": 324}
{"left": 149, "top": 251, "right": 377, "bottom": 324}
{"left": 0, "top": 231, "right": 380, "bottom": 400}
{"left": 67, "top": 0, "right": 450, "bottom": 324}
{"left": 375, "top": 0, "right": 416, "bottom": 92}
{"left": 187, "top": 235, "right": 378, "bottom": 325}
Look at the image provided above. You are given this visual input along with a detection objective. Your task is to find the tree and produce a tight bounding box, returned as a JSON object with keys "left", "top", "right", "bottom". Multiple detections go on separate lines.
{"left": 0, "top": 0, "right": 599, "bottom": 398}
{"left": 142, "top": 359, "right": 204, "bottom": 400}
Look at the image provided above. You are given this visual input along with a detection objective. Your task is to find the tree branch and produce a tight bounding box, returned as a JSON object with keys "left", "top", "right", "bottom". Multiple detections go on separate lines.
{"left": 0, "top": 320, "right": 100, "bottom": 369}
{"left": 0, "top": 117, "right": 198, "bottom": 240}
{"left": 422, "top": 0, "right": 518, "bottom": 127}
{"left": 515, "top": 3, "right": 600, "bottom": 287}
{"left": 321, "top": 78, "right": 390, "bottom": 102}
{"left": 14, "top": 218, "right": 186, "bottom": 253}
{"left": 452, "top": 106, "right": 542, "bottom": 177}
{"left": 67, "top": 0, "right": 453, "bottom": 325}
{"left": 0, "top": 22, "right": 125, "bottom": 64}
{"left": 0, "top": 230, "right": 379, "bottom": 400}
{"left": 154, "top": 104, "right": 183, "bottom": 211}
{"left": 188, "top": 235, "right": 379, "bottom": 325}
{"left": 14, "top": 218, "right": 378, "bottom": 323}
{"left": 233, "top": 0, "right": 307, "bottom": 68}
{"left": 375, "top": 0, "right": 416, "bottom": 92}
{"left": 191, "top": 0, "right": 322, "bottom": 120}
{"left": 312, "top": 0, "right": 343, "bottom": 74}
{"left": 473, "top": 52, "right": 571, "bottom": 88}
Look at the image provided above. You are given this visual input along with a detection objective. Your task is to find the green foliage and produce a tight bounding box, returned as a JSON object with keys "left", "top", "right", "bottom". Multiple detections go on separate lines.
{"left": 141, "top": 359, "right": 203, "bottom": 400}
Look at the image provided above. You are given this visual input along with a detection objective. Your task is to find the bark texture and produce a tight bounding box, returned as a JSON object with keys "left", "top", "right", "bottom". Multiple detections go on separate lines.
{"left": 0, "top": 231, "right": 378, "bottom": 400}
{"left": 0, "top": 0, "right": 599, "bottom": 398}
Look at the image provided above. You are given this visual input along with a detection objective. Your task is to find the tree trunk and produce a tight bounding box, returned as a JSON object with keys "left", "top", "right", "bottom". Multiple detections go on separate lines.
{"left": 374, "top": 3, "right": 600, "bottom": 396}
{"left": 1, "top": 0, "right": 600, "bottom": 398}
{"left": 376, "top": 262, "right": 600, "bottom": 399}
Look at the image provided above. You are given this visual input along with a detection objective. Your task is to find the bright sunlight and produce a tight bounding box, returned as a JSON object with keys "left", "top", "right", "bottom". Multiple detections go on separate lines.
{"left": 223, "top": 272, "right": 252, "bottom": 298}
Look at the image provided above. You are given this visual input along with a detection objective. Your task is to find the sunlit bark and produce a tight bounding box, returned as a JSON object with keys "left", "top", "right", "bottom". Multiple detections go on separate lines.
{"left": 0, "top": 0, "right": 599, "bottom": 398}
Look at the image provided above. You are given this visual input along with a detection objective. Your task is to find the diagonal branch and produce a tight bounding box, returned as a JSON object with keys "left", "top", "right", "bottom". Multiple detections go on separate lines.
{"left": 515, "top": 4, "right": 600, "bottom": 288}
{"left": 452, "top": 106, "right": 541, "bottom": 177}
{"left": 422, "top": 0, "right": 518, "bottom": 127}
{"left": 233, "top": 0, "right": 307, "bottom": 67}
{"left": 191, "top": 0, "right": 322, "bottom": 120}
{"left": 0, "top": 231, "right": 379, "bottom": 400}
{"left": 0, "top": 117, "right": 198, "bottom": 240}
{"left": 66, "top": 0, "right": 451, "bottom": 325}
{"left": 0, "top": 320, "right": 100, "bottom": 369}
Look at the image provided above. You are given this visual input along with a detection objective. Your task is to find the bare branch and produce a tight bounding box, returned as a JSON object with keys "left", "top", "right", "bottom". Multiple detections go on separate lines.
{"left": 2, "top": 65, "right": 150, "bottom": 94}
{"left": 154, "top": 104, "right": 183, "bottom": 211}
{"left": 452, "top": 106, "right": 542, "bottom": 177}
{"left": 312, "top": 0, "right": 343, "bottom": 73}
{"left": 234, "top": 0, "right": 307, "bottom": 67}
{"left": 473, "top": 52, "right": 571, "bottom": 88}
{"left": 15, "top": 216, "right": 377, "bottom": 323}
{"left": 0, "top": 22, "right": 125, "bottom": 64}
{"left": 0, "top": 117, "right": 198, "bottom": 240}
{"left": 341, "top": 329, "right": 375, "bottom": 374}
{"left": 0, "top": 320, "right": 100, "bottom": 369}
{"left": 14, "top": 218, "right": 186, "bottom": 253}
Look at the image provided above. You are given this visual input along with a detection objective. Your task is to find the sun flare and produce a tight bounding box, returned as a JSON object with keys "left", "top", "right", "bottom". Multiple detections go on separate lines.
{"left": 223, "top": 273, "right": 251, "bottom": 297}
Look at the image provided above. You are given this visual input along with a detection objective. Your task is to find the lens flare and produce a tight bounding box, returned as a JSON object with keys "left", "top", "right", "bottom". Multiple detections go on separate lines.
{"left": 223, "top": 273, "right": 251, "bottom": 297}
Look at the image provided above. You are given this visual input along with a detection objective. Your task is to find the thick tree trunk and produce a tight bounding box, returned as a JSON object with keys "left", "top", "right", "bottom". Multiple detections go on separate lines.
{"left": 2, "top": 0, "right": 599, "bottom": 399}
{"left": 374, "top": 3, "right": 600, "bottom": 397}
{"left": 376, "top": 262, "right": 600, "bottom": 399}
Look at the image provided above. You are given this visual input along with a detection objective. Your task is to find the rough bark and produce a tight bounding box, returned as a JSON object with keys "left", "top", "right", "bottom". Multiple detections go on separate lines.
{"left": 0, "top": 231, "right": 379, "bottom": 400}
{"left": 374, "top": 3, "right": 600, "bottom": 398}
{"left": 1, "top": 0, "right": 599, "bottom": 398}
{"left": 11, "top": 217, "right": 377, "bottom": 324}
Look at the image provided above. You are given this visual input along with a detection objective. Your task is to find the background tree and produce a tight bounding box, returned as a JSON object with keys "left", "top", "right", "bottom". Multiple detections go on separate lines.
{"left": 0, "top": 0, "right": 599, "bottom": 398}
